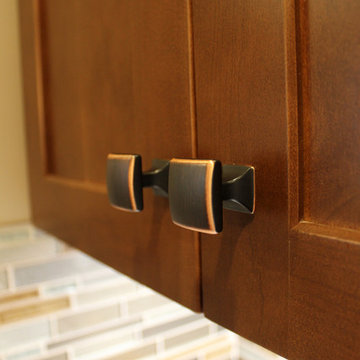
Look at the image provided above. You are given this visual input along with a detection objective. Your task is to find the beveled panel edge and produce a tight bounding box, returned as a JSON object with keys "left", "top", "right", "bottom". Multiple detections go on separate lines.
{"left": 32, "top": 0, "right": 48, "bottom": 176}
{"left": 285, "top": 0, "right": 300, "bottom": 229}
{"left": 293, "top": 221, "right": 360, "bottom": 244}
{"left": 31, "top": 0, "right": 83, "bottom": 181}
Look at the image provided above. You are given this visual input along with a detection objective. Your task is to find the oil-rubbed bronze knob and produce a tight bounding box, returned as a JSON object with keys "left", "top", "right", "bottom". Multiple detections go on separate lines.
{"left": 107, "top": 154, "right": 169, "bottom": 212}
{"left": 168, "top": 158, "right": 255, "bottom": 234}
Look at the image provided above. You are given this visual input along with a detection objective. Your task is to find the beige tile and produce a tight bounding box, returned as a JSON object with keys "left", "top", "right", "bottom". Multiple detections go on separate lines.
{"left": 143, "top": 314, "right": 202, "bottom": 338}
{"left": 0, "top": 224, "right": 239, "bottom": 360}
{"left": 142, "top": 303, "right": 189, "bottom": 322}
{"left": 43, "top": 280, "right": 77, "bottom": 296}
{"left": 128, "top": 293, "right": 169, "bottom": 314}
{"left": 0, "top": 296, "right": 70, "bottom": 325}
{"left": 0, "top": 319, "right": 50, "bottom": 350}
{"left": 14, "top": 252, "right": 104, "bottom": 286}
{"left": 165, "top": 325, "right": 211, "bottom": 350}
{"left": 5, "top": 346, "right": 42, "bottom": 360}
{"left": 0, "top": 225, "right": 32, "bottom": 244}
{"left": 80, "top": 268, "right": 121, "bottom": 286}
{"left": 162, "top": 335, "right": 229, "bottom": 360}
{"left": 48, "top": 317, "right": 141, "bottom": 350}
{"left": 104, "top": 343, "right": 157, "bottom": 360}
{"left": 77, "top": 281, "right": 137, "bottom": 305}
{"left": 0, "top": 289, "right": 39, "bottom": 306}
{"left": 57, "top": 304, "right": 120, "bottom": 334}
{"left": 206, "top": 344, "right": 233, "bottom": 359}
{"left": 73, "top": 331, "right": 134, "bottom": 357}
{"left": 0, "top": 239, "right": 59, "bottom": 265}
{"left": 0, "top": 270, "right": 8, "bottom": 290}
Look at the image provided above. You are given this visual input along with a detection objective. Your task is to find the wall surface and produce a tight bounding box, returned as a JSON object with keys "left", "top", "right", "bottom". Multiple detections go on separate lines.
{"left": 0, "top": 223, "right": 277, "bottom": 360}
{"left": 0, "top": 0, "right": 30, "bottom": 224}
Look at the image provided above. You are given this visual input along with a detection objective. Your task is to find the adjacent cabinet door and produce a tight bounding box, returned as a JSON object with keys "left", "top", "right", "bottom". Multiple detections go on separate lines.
{"left": 193, "top": 1, "right": 290, "bottom": 356}
{"left": 193, "top": 1, "right": 360, "bottom": 359}
{"left": 19, "top": 0, "right": 201, "bottom": 312}
{"left": 20, "top": 1, "right": 360, "bottom": 359}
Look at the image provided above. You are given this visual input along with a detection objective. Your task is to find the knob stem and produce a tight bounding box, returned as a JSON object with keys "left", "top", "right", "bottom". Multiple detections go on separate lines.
{"left": 142, "top": 159, "right": 169, "bottom": 197}
{"left": 222, "top": 164, "right": 255, "bottom": 214}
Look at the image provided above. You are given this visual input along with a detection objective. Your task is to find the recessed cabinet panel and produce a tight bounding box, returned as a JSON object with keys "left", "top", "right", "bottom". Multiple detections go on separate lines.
{"left": 39, "top": 0, "right": 195, "bottom": 184}
{"left": 19, "top": 0, "right": 201, "bottom": 311}
{"left": 298, "top": 0, "right": 360, "bottom": 230}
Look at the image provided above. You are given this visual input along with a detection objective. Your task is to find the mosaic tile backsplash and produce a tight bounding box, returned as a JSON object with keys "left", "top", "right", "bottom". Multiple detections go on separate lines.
{"left": 0, "top": 224, "right": 285, "bottom": 360}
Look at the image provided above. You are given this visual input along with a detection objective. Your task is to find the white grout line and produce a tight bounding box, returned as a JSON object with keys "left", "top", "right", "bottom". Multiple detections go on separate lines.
{"left": 209, "top": 322, "right": 219, "bottom": 334}
{"left": 38, "top": 340, "right": 47, "bottom": 356}
{"left": 67, "top": 346, "right": 76, "bottom": 360}
{"left": 155, "top": 335, "right": 165, "bottom": 355}
{"left": 5, "top": 265, "right": 15, "bottom": 290}
{"left": 68, "top": 292, "right": 77, "bottom": 310}
{"left": 37, "top": 283, "right": 46, "bottom": 298}
{"left": 28, "top": 225, "right": 36, "bottom": 241}
{"left": 119, "top": 300, "right": 128, "bottom": 317}
{"left": 74, "top": 274, "right": 85, "bottom": 289}
{"left": 49, "top": 314, "right": 59, "bottom": 337}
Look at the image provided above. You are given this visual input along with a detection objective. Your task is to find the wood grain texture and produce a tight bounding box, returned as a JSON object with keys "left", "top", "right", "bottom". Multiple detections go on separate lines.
{"left": 38, "top": 0, "right": 196, "bottom": 184}
{"left": 19, "top": 0, "right": 201, "bottom": 311}
{"left": 194, "top": 0, "right": 360, "bottom": 357}
{"left": 289, "top": 0, "right": 360, "bottom": 359}
{"left": 20, "top": 0, "right": 360, "bottom": 357}
{"left": 193, "top": 0, "right": 290, "bottom": 356}
{"left": 290, "top": 223, "right": 360, "bottom": 360}
{"left": 299, "top": 0, "right": 360, "bottom": 230}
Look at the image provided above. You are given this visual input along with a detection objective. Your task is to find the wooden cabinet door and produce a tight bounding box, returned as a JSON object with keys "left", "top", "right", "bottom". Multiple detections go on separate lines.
{"left": 19, "top": 0, "right": 201, "bottom": 311}
{"left": 193, "top": 0, "right": 360, "bottom": 358}
{"left": 193, "top": 0, "right": 290, "bottom": 355}
{"left": 289, "top": 1, "right": 360, "bottom": 359}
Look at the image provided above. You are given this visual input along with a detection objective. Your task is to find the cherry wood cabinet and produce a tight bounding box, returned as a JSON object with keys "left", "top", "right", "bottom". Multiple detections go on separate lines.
{"left": 19, "top": 1, "right": 360, "bottom": 359}
{"left": 19, "top": 0, "right": 201, "bottom": 312}
{"left": 192, "top": 1, "right": 289, "bottom": 355}
{"left": 289, "top": 1, "right": 360, "bottom": 358}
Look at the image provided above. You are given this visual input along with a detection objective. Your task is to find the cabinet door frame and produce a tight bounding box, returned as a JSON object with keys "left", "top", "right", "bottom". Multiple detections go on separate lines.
{"left": 289, "top": 0, "right": 360, "bottom": 358}
{"left": 19, "top": 0, "right": 201, "bottom": 312}
{"left": 193, "top": 0, "right": 360, "bottom": 359}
